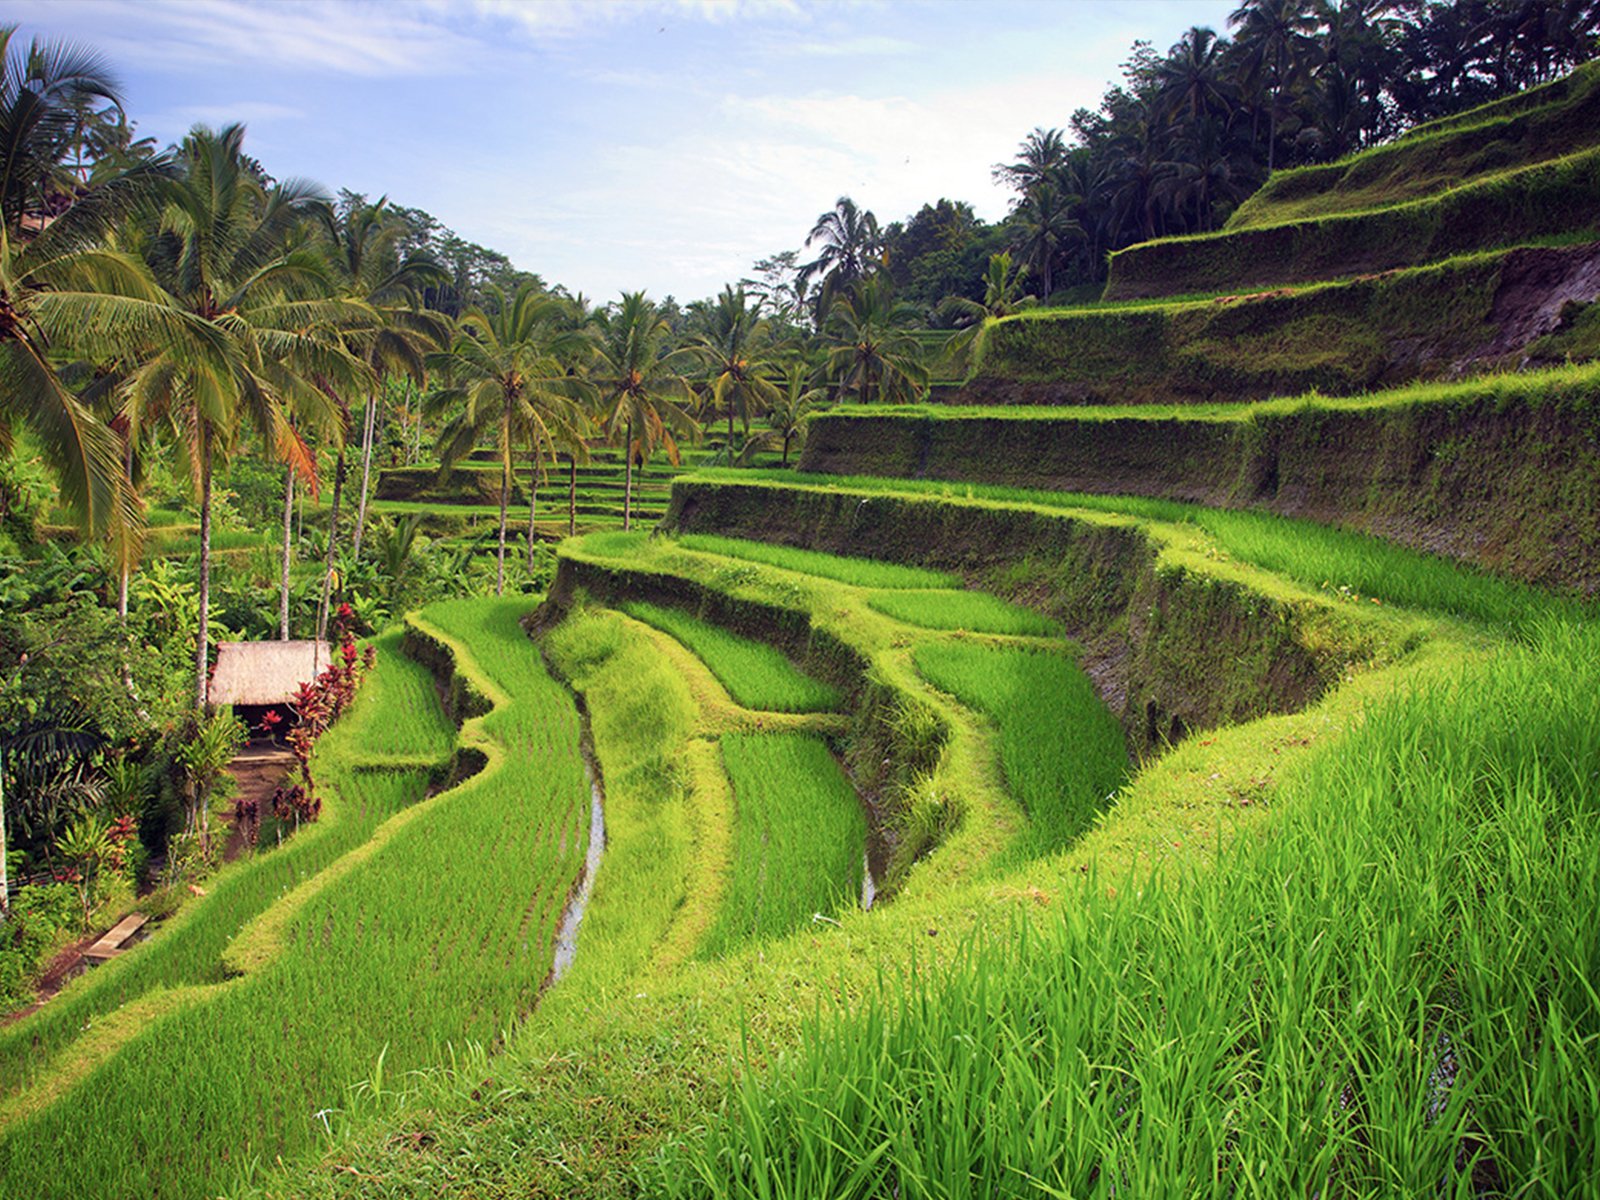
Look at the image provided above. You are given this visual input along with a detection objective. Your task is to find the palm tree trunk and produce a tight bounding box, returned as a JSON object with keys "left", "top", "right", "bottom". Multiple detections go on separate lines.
{"left": 317, "top": 451, "right": 347, "bottom": 642}
{"left": 2, "top": 748, "right": 11, "bottom": 922}
{"left": 279, "top": 464, "right": 295, "bottom": 640}
{"left": 782, "top": 434, "right": 791, "bottom": 467}
{"left": 496, "top": 459, "right": 509, "bottom": 596}
{"left": 568, "top": 457, "right": 577, "bottom": 537}
{"left": 196, "top": 422, "right": 213, "bottom": 713}
{"left": 526, "top": 452, "right": 539, "bottom": 567}
{"left": 118, "top": 435, "right": 133, "bottom": 627}
{"left": 727, "top": 402, "right": 735, "bottom": 465}
{"left": 351, "top": 389, "right": 379, "bottom": 561}
{"left": 623, "top": 417, "right": 633, "bottom": 532}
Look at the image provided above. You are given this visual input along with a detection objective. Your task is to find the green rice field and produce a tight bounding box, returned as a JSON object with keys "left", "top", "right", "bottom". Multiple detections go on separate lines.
{"left": 621, "top": 600, "right": 842, "bottom": 713}
{"left": 677, "top": 533, "right": 959, "bottom": 589}
{"left": 701, "top": 732, "right": 866, "bottom": 957}
{"left": 867, "top": 589, "right": 1061, "bottom": 636}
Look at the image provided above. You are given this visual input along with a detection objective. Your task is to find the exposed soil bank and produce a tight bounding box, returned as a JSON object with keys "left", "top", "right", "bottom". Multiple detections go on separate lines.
{"left": 800, "top": 383, "right": 1600, "bottom": 595}
{"left": 969, "top": 242, "right": 1600, "bottom": 407}
{"left": 652, "top": 482, "right": 1389, "bottom": 760}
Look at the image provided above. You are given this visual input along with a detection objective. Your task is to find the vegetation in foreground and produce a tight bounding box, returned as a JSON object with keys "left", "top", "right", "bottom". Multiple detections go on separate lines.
{"left": 655, "top": 620, "right": 1600, "bottom": 1199}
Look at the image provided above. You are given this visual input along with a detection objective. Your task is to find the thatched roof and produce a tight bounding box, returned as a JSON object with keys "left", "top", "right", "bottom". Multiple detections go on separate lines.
{"left": 209, "top": 640, "right": 333, "bottom": 707}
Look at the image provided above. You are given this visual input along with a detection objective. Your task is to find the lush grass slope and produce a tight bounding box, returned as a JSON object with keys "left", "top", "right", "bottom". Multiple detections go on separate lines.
{"left": 655, "top": 619, "right": 1600, "bottom": 1198}
{"left": 678, "top": 533, "right": 959, "bottom": 589}
{"left": 621, "top": 600, "right": 842, "bottom": 713}
{"left": 914, "top": 641, "right": 1127, "bottom": 857}
{"left": 0, "top": 599, "right": 589, "bottom": 1199}
{"left": 867, "top": 589, "right": 1060, "bottom": 636}
{"left": 701, "top": 732, "right": 866, "bottom": 957}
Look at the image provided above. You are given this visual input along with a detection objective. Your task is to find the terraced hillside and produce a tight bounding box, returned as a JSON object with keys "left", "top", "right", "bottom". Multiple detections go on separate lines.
{"left": 1103, "top": 60, "right": 1600, "bottom": 300}
{"left": 10, "top": 66, "right": 1597, "bottom": 1200}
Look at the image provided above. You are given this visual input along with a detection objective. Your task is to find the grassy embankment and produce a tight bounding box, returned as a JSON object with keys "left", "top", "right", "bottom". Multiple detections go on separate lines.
{"left": 0, "top": 630, "right": 453, "bottom": 1104}
{"left": 654, "top": 617, "right": 1600, "bottom": 1198}
{"left": 246, "top": 497, "right": 1508, "bottom": 1199}
{"left": 0, "top": 598, "right": 592, "bottom": 1200}
{"left": 679, "top": 459, "right": 1588, "bottom": 633}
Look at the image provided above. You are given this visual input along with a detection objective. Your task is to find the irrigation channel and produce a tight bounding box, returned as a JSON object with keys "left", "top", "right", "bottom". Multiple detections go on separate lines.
{"left": 549, "top": 688, "right": 606, "bottom": 984}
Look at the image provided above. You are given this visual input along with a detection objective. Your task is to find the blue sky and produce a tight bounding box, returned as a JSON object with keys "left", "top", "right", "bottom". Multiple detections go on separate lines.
{"left": 4, "top": 0, "right": 1235, "bottom": 300}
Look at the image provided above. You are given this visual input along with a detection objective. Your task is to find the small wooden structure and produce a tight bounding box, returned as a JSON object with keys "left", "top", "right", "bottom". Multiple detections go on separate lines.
{"left": 208, "top": 640, "right": 333, "bottom": 741}
{"left": 82, "top": 912, "right": 148, "bottom": 963}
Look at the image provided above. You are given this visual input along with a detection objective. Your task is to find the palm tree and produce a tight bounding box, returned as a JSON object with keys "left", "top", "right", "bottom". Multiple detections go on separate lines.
{"left": 121, "top": 124, "right": 364, "bottom": 709}
{"left": 737, "top": 363, "right": 826, "bottom": 467}
{"left": 317, "top": 197, "right": 447, "bottom": 565}
{"left": 1012, "top": 179, "right": 1085, "bottom": 300}
{"left": 591, "top": 291, "right": 698, "bottom": 531}
{"left": 690, "top": 285, "right": 782, "bottom": 464}
{"left": 0, "top": 26, "right": 122, "bottom": 234}
{"left": 938, "top": 251, "right": 1036, "bottom": 376}
{"left": 798, "top": 197, "right": 882, "bottom": 322}
{"left": 426, "top": 283, "right": 590, "bottom": 593}
{"left": 1230, "top": 0, "right": 1323, "bottom": 171}
{"left": 992, "top": 127, "right": 1069, "bottom": 191}
{"left": 1156, "top": 27, "right": 1239, "bottom": 124}
{"left": 822, "top": 276, "right": 928, "bottom": 405}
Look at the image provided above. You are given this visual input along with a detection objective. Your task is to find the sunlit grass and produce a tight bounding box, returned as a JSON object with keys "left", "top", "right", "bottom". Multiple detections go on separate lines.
{"left": 867, "top": 590, "right": 1060, "bottom": 636}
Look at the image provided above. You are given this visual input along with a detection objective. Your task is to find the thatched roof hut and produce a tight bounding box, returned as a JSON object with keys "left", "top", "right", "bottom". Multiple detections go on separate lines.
{"left": 208, "top": 640, "right": 333, "bottom": 708}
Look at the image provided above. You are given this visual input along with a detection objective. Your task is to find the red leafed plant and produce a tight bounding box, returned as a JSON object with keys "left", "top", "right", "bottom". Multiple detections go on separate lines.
{"left": 272, "top": 608, "right": 369, "bottom": 829}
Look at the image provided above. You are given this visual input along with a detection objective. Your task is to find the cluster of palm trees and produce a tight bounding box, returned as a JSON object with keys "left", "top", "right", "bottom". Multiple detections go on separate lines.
{"left": 993, "top": 0, "right": 1600, "bottom": 296}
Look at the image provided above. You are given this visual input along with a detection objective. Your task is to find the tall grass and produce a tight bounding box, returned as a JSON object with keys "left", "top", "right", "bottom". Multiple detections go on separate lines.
{"left": 677, "top": 534, "right": 958, "bottom": 589}
{"left": 703, "top": 467, "right": 1578, "bottom": 633}
{"left": 867, "top": 590, "right": 1061, "bottom": 636}
{"left": 654, "top": 620, "right": 1600, "bottom": 1199}
{"left": 622, "top": 601, "right": 841, "bottom": 713}
{"left": 0, "top": 630, "right": 449, "bottom": 1102}
{"left": 0, "top": 599, "right": 590, "bottom": 1199}
{"left": 914, "top": 642, "right": 1127, "bottom": 858}
{"left": 701, "top": 733, "right": 865, "bottom": 957}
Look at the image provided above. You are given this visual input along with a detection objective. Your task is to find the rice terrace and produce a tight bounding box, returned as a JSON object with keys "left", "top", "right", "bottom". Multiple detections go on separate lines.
{"left": 2, "top": 1, "right": 1600, "bottom": 1196}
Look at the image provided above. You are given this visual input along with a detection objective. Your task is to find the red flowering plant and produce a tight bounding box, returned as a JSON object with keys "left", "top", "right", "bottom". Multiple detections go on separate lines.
{"left": 272, "top": 606, "right": 369, "bottom": 829}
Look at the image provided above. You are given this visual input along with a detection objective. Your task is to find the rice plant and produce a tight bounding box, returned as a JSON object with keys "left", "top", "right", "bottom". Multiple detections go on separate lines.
{"left": 914, "top": 641, "right": 1127, "bottom": 857}
{"left": 654, "top": 619, "right": 1600, "bottom": 1199}
{"left": 677, "top": 534, "right": 958, "bottom": 589}
{"left": 0, "top": 631, "right": 447, "bottom": 1103}
{"left": 0, "top": 599, "right": 590, "bottom": 1199}
{"left": 622, "top": 601, "right": 841, "bottom": 713}
{"left": 700, "top": 733, "right": 865, "bottom": 958}
{"left": 867, "top": 590, "right": 1061, "bottom": 636}
{"left": 702, "top": 467, "right": 1577, "bottom": 633}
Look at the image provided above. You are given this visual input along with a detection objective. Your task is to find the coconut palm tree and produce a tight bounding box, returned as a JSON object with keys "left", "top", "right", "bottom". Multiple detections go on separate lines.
{"left": 689, "top": 284, "right": 782, "bottom": 464}
{"left": 798, "top": 197, "right": 883, "bottom": 323}
{"left": 426, "top": 282, "right": 590, "bottom": 593}
{"left": 121, "top": 124, "right": 366, "bottom": 709}
{"left": 1012, "top": 180, "right": 1085, "bottom": 301}
{"left": 1230, "top": 0, "right": 1322, "bottom": 171}
{"left": 938, "top": 251, "right": 1036, "bottom": 377}
{"left": 737, "top": 362, "right": 826, "bottom": 467}
{"left": 822, "top": 276, "right": 928, "bottom": 405}
{"left": 0, "top": 26, "right": 122, "bottom": 233}
{"left": 590, "top": 291, "right": 698, "bottom": 531}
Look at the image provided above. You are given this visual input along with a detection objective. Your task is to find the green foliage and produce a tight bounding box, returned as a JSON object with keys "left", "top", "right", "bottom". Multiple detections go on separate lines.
{"left": 914, "top": 642, "right": 1126, "bottom": 858}
{"left": 701, "top": 733, "right": 864, "bottom": 957}
{"left": 1106, "top": 146, "right": 1600, "bottom": 300}
{"left": 0, "top": 883, "right": 78, "bottom": 1011}
{"left": 0, "top": 631, "right": 446, "bottom": 1104}
{"left": 622, "top": 601, "right": 841, "bottom": 714}
{"left": 0, "top": 598, "right": 590, "bottom": 1198}
{"left": 677, "top": 534, "right": 957, "bottom": 590}
{"left": 867, "top": 590, "right": 1060, "bottom": 636}
{"left": 656, "top": 620, "right": 1600, "bottom": 1198}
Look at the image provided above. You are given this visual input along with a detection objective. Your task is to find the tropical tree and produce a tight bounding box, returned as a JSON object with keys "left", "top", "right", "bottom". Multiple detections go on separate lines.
{"left": 426, "top": 282, "right": 590, "bottom": 593}
{"left": 798, "top": 197, "right": 883, "bottom": 322}
{"left": 1012, "top": 179, "right": 1085, "bottom": 300}
{"left": 822, "top": 276, "right": 928, "bottom": 405}
{"left": 690, "top": 284, "right": 782, "bottom": 463}
{"left": 0, "top": 26, "right": 122, "bottom": 233}
{"left": 590, "top": 291, "right": 698, "bottom": 531}
{"left": 938, "top": 251, "right": 1036, "bottom": 375}
{"left": 737, "top": 362, "right": 826, "bottom": 467}
{"left": 992, "top": 126, "right": 1069, "bottom": 192}
{"left": 121, "top": 124, "right": 365, "bottom": 709}
{"left": 1230, "top": 0, "right": 1323, "bottom": 171}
